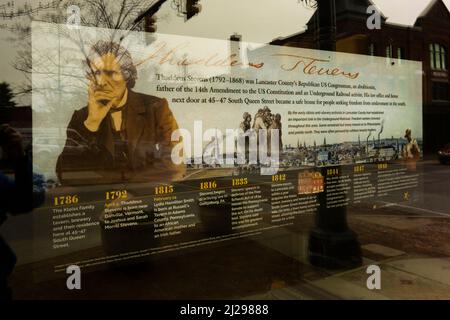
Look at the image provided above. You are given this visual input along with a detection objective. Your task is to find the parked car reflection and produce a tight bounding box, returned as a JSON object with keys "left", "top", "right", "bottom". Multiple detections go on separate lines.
{"left": 438, "top": 144, "right": 450, "bottom": 164}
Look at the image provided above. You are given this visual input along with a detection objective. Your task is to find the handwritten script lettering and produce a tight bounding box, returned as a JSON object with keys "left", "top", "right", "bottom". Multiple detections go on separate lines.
{"left": 136, "top": 41, "right": 263, "bottom": 69}
{"left": 272, "top": 54, "right": 360, "bottom": 79}
{"left": 135, "top": 42, "right": 359, "bottom": 79}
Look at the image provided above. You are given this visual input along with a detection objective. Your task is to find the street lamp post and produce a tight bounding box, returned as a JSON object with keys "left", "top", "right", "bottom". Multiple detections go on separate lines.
{"left": 308, "top": 0, "right": 362, "bottom": 269}
{"left": 315, "top": 0, "right": 336, "bottom": 51}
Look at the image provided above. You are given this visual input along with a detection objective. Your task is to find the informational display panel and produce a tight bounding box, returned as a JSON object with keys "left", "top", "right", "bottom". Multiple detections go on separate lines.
{"left": 31, "top": 22, "right": 422, "bottom": 277}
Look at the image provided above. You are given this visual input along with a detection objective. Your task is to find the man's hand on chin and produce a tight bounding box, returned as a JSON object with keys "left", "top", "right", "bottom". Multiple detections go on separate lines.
{"left": 84, "top": 87, "right": 117, "bottom": 132}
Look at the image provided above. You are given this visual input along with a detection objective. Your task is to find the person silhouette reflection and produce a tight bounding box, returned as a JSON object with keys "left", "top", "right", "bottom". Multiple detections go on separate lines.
{"left": 0, "top": 124, "right": 44, "bottom": 300}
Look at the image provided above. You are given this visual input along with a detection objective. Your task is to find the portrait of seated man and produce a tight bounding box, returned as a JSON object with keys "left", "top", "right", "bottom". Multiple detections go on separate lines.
{"left": 56, "top": 40, "right": 185, "bottom": 185}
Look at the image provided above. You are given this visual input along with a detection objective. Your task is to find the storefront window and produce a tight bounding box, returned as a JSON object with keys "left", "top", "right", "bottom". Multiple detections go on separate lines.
{"left": 1, "top": 0, "right": 450, "bottom": 304}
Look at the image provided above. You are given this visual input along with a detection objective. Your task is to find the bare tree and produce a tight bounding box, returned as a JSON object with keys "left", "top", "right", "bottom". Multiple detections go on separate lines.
{"left": 8, "top": 0, "right": 157, "bottom": 99}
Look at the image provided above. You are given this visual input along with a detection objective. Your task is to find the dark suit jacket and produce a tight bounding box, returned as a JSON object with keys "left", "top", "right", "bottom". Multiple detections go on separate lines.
{"left": 56, "top": 90, "right": 185, "bottom": 185}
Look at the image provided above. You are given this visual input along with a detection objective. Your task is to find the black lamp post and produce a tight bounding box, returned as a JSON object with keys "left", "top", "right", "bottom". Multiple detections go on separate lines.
{"left": 307, "top": 0, "right": 362, "bottom": 269}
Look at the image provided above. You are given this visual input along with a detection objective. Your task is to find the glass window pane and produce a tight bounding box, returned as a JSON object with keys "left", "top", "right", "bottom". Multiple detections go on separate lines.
{"left": 442, "top": 51, "right": 447, "bottom": 70}
{"left": 437, "top": 51, "right": 442, "bottom": 69}
{"left": 2, "top": 0, "right": 450, "bottom": 302}
{"left": 431, "top": 50, "right": 436, "bottom": 69}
